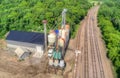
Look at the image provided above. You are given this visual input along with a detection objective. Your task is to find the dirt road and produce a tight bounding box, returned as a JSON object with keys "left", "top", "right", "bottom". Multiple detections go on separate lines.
{"left": 73, "top": 6, "right": 114, "bottom": 78}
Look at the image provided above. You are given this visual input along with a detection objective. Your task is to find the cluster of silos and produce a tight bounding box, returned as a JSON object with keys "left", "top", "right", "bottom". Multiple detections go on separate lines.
{"left": 47, "top": 24, "right": 70, "bottom": 68}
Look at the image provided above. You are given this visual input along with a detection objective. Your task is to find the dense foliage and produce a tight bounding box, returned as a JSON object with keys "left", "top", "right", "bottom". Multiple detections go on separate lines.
{"left": 0, "top": 0, "right": 91, "bottom": 38}
{"left": 98, "top": 0, "right": 120, "bottom": 78}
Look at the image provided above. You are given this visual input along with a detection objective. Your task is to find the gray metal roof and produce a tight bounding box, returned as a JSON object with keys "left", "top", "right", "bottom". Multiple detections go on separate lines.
{"left": 6, "top": 30, "right": 45, "bottom": 45}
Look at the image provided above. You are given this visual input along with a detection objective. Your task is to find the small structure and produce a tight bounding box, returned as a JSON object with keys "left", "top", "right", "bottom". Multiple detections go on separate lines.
{"left": 15, "top": 47, "right": 31, "bottom": 60}
{"left": 6, "top": 30, "right": 45, "bottom": 53}
{"left": 33, "top": 46, "right": 44, "bottom": 58}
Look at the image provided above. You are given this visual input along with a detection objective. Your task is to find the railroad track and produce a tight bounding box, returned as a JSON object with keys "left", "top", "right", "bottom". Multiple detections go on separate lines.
{"left": 87, "top": 6, "right": 105, "bottom": 78}
{"left": 92, "top": 7, "right": 105, "bottom": 78}
{"left": 83, "top": 17, "right": 89, "bottom": 78}
{"left": 73, "top": 6, "right": 106, "bottom": 78}
{"left": 83, "top": 6, "right": 105, "bottom": 78}
{"left": 73, "top": 17, "right": 84, "bottom": 78}
{"left": 89, "top": 13, "right": 98, "bottom": 78}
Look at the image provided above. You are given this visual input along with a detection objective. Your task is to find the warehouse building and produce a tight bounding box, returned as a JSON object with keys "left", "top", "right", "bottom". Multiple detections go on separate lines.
{"left": 6, "top": 30, "right": 45, "bottom": 53}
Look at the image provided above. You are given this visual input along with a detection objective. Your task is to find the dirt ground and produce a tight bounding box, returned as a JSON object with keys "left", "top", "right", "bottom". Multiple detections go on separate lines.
{"left": 0, "top": 39, "right": 75, "bottom": 78}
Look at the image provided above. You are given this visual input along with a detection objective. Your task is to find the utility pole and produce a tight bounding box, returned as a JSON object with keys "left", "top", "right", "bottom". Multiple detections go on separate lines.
{"left": 74, "top": 50, "right": 81, "bottom": 78}
{"left": 42, "top": 20, "right": 47, "bottom": 52}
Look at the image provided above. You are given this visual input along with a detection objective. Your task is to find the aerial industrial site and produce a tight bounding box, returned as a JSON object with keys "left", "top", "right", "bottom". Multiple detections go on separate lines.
{"left": 0, "top": 0, "right": 119, "bottom": 78}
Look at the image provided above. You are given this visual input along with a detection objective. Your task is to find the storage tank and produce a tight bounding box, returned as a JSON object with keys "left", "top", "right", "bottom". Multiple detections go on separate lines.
{"left": 65, "top": 24, "right": 70, "bottom": 29}
{"left": 61, "top": 29, "right": 66, "bottom": 40}
{"left": 48, "top": 49, "right": 53, "bottom": 57}
{"left": 49, "top": 59, "right": 54, "bottom": 66}
{"left": 53, "top": 60, "right": 59, "bottom": 67}
{"left": 59, "top": 60, "right": 65, "bottom": 68}
{"left": 58, "top": 38, "right": 65, "bottom": 47}
{"left": 53, "top": 51, "right": 62, "bottom": 59}
{"left": 65, "top": 24, "right": 70, "bottom": 36}
{"left": 48, "top": 33, "right": 56, "bottom": 45}
{"left": 59, "top": 29, "right": 66, "bottom": 38}
{"left": 65, "top": 24, "right": 70, "bottom": 45}
{"left": 58, "top": 29, "right": 62, "bottom": 37}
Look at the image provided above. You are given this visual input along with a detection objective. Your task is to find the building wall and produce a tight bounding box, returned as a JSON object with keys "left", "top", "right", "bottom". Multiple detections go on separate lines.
{"left": 6, "top": 40, "right": 44, "bottom": 52}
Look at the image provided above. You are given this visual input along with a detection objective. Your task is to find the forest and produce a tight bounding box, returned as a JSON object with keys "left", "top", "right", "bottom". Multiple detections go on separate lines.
{"left": 0, "top": 0, "right": 91, "bottom": 38}
{"left": 98, "top": 0, "right": 120, "bottom": 78}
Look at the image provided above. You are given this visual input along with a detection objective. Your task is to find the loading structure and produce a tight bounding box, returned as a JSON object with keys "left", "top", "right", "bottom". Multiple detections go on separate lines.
{"left": 47, "top": 9, "right": 70, "bottom": 69}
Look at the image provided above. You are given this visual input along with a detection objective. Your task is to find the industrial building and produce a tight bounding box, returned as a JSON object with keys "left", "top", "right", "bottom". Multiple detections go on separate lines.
{"left": 6, "top": 30, "right": 45, "bottom": 53}
{"left": 6, "top": 9, "right": 69, "bottom": 68}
